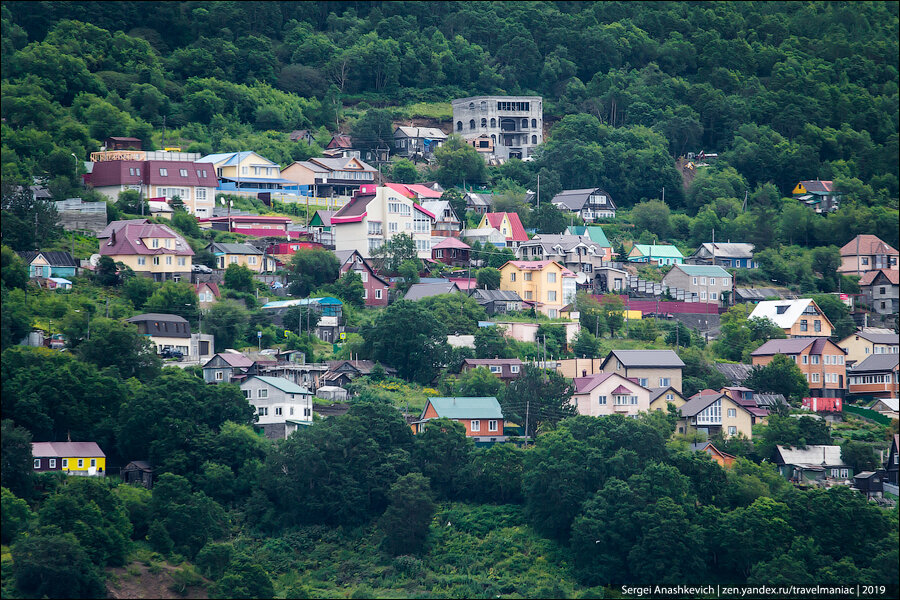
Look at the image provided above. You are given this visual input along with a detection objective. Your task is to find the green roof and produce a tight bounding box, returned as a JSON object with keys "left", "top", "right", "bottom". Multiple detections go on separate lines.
{"left": 250, "top": 376, "right": 312, "bottom": 395}
{"left": 673, "top": 264, "right": 732, "bottom": 277}
{"left": 630, "top": 244, "right": 684, "bottom": 259}
{"left": 425, "top": 397, "right": 503, "bottom": 419}
{"left": 566, "top": 225, "right": 611, "bottom": 247}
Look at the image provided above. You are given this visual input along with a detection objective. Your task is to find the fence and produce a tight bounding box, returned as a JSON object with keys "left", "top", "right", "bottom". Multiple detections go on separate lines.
{"left": 843, "top": 404, "right": 893, "bottom": 426}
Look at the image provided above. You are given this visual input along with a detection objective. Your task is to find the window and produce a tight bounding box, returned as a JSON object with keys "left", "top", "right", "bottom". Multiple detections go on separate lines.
{"left": 524, "top": 291, "right": 533, "bottom": 300}
{"left": 811, "top": 355, "right": 819, "bottom": 365}
{"left": 489, "top": 420, "right": 498, "bottom": 432}
{"left": 178, "top": 257, "right": 186, "bottom": 266}
{"left": 510, "top": 365, "right": 520, "bottom": 373}
{"left": 230, "top": 256, "right": 238, "bottom": 264}
{"left": 532, "top": 118, "right": 537, "bottom": 128}
{"left": 490, "top": 118, "right": 496, "bottom": 127}
{"left": 728, "top": 426, "right": 737, "bottom": 436}
{"left": 700, "top": 291, "right": 707, "bottom": 300}
{"left": 697, "top": 399, "right": 722, "bottom": 424}
{"left": 471, "top": 419, "right": 480, "bottom": 432}
{"left": 800, "top": 319, "right": 808, "bottom": 332}
{"left": 692, "top": 277, "right": 698, "bottom": 285}
{"left": 159, "top": 168, "right": 168, "bottom": 176}
{"left": 727, "top": 408, "right": 737, "bottom": 418}
{"left": 389, "top": 222, "right": 398, "bottom": 233}
{"left": 638, "top": 378, "right": 648, "bottom": 387}
{"left": 258, "top": 388, "right": 268, "bottom": 398}
{"left": 489, "top": 365, "right": 502, "bottom": 374}
{"left": 811, "top": 373, "right": 820, "bottom": 383}
{"left": 469, "top": 119, "right": 476, "bottom": 130}
{"left": 631, "top": 396, "right": 638, "bottom": 405}
{"left": 709, "top": 278, "right": 716, "bottom": 285}
{"left": 90, "top": 459, "right": 96, "bottom": 467}
{"left": 659, "top": 378, "right": 670, "bottom": 387}
{"left": 179, "top": 169, "right": 188, "bottom": 177}
{"left": 215, "top": 371, "right": 224, "bottom": 381}
{"left": 840, "top": 469, "right": 849, "bottom": 478}
{"left": 711, "top": 292, "right": 718, "bottom": 300}
{"left": 152, "top": 238, "right": 159, "bottom": 248}
{"left": 861, "top": 257, "right": 869, "bottom": 265}
{"left": 547, "top": 272, "right": 557, "bottom": 283}
{"left": 166, "top": 256, "right": 172, "bottom": 265}
{"left": 129, "top": 168, "right": 136, "bottom": 176}
{"left": 598, "top": 395, "right": 607, "bottom": 405}
{"left": 375, "top": 289, "right": 383, "bottom": 299}
{"left": 34, "top": 458, "right": 40, "bottom": 469}
{"left": 814, "top": 320, "right": 821, "bottom": 332}
{"left": 665, "top": 394, "right": 674, "bottom": 401}
{"left": 78, "top": 459, "right": 84, "bottom": 468}
{"left": 524, "top": 272, "right": 532, "bottom": 281}
{"left": 510, "top": 273, "right": 516, "bottom": 282}
{"left": 137, "top": 257, "right": 146, "bottom": 265}
{"left": 481, "top": 118, "right": 487, "bottom": 127}
{"left": 258, "top": 406, "right": 268, "bottom": 416}
{"left": 49, "top": 458, "right": 56, "bottom": 468}
{"left": 456, "top": 121, "right": 462, "bottom": 131}
{"left": 242, "top": 166, "right": 248, "bottom": 175}
{"left": 275, "top": 407, "right": 282, "bottom": 416}
{"left": 153, "top": 256, "right": 160, "bottom": 265}
{"left": 700, "top": 277, "right": 706, "bottom": 285}
{"left": 547, "top": 291, "right": 557, "bottom": 302}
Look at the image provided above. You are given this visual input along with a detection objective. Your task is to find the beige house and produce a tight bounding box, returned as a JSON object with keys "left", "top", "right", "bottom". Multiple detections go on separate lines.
{"left": 748, "top": 298, "right": 833, "bottom": 338}
{"left": 197, "top": 151, "right": 292, "bottom": 193}
{"left": 649, "top": 386, "right": 686, "bottom": 412}
{"left": 499, "top": 260, "right": 577, "bottom": 318}
{"left": 207, "top": 242, "right": 277, "bottom": 273}
{"left": 677, "top": 392, "right": 757, "bottom": 438}
{"left": 838, "top": 329, "right": 899, "bottom": 367}
{"left": 281, "top": 156, "right": 378, "bottom": 197}
{"left": 838, "top": 234, "right": 898, "bottom": 275}
{"left": 570, "top": 372, "right": 652, "bottom": 418}
{"left": 98, "top": 219, "right": 192, "bottom": 282}
{"left": 599, "top": 349, "right": 685, "bottom": 393}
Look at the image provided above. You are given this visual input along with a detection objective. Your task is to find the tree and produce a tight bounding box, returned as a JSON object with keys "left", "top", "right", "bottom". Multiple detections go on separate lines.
{"left": 443, "top": 366, "right": 504, "bottom": 398}
{"left": 418, "top": 293, "right": 487, "bottom": 335}
{"left": 212, "top": 556, "right": 274, "bottom": 600}
{"left": 116, "top": 189, "right": 148, "bottom": 215}
{"left": 1, "top": 244, "right": 28, "bottom": 290}
{"left": 143, "top": 280, "right": 199, "bottom": 323}
{"left": 390, "top": 157, "right": 419, "bottom": 183}
{"left": 351, "top": 108, "right": 394, "bottom": 151}
{"left": 223, "top": 263, "right": 254, "bottom": 293}
{"left": 476, "top": 267, "right": 500, "bottom": 290}
{"left": 379, "top": 473, "right": 435, "bottom": 555}
{"left": 149, "top": 473, "right": 228, "bottom": 559}
{"left": 412, "top": 418, "right": 473, "bottom": 499}
{"left": 288, "top": 248, "right": 340, "bottom": 297}
{"left": 0, "top": 420, "right": 34, "bottom": 499}
{"left": 441, "top": 188, "right": 467, "bottom": 226}
{"left": 317, "top": 270, "right": 365, "bottom": 307}
{"left": 374, "top": 232, "right": 419, "bottom": 274}
{"left": 503, "top": 364, "right": 575, "bottom": 439}
{"left": 572, "top": 329, "right": 600, "bottom": 357}
{"left": 122, "top": 275, "right": 157, "bottom": 310}
{"left": 743, "top": 354, "right": 810, "bottom": 402}
{"left": 530, "top": 202, "right": 567, "bottom": 234}
{"left": 362, "top": 300, "right": 449, "bottom": 384}
{"left": 474, "top": 325, "right": 511, "bottom": 359}
{"left": 12, "top": 526, "right": 106, "bottom": 599}
{"left": 76, "top": 317, "right": 161, "bottom": 380}
{"left": 396, "top": 258, "right": 421, "bottom": 294}
{"left": 630, "top": 199, "right": 671, "bottom": 239}
{"left": 204, "top": 300, "right": 250, "bottom": 352}
{"left": 1, "top": 486, "right": 34, "bottom": 544}
{"left": 432, "top": 134, "right": 487, "bottom": 187}
{"left": 840, "top": 440, "right": 878, "bottom": 473}
{"left": 1, "top": 186, "right": 62, "bottom": 250}
{"left": 93, "top": 255, "right": 120, "bottom": 286}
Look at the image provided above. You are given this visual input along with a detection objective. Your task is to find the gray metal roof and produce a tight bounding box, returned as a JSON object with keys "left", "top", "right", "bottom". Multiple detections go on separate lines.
{"left": 713, "top": 363, "right": 755, "bottom": 386}
{"left": 208, "top": 242, "right": 263, "bottom": 255}
{"left": 16, "top": 251, "right": 79, "bottom": 267}
{"left": 849, "top": 354, "right": 900, "bottom": 373}
{"left": 679, "top": 393, "right": 728, "bottom": 417}
{"left": 471, "top": 289, "right": 523, "bottom": 303}
{"left": 403, "top": 282, "right": 460, "bottom": 301}
{"left": 775, "top": 445, "right": 845, "bottom": 467}
{"left": 852, "top": 330, "right": 900, "bottom": 345}
{"left": 550, "top": 188, "right": 614, "bottom": 211}
{"left": 606, "top": 349, "right": 685, "bottom": 368}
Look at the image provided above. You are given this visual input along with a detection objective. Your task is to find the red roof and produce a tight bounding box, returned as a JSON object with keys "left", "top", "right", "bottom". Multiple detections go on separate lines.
{"left": 610, "top": 385, "right": 634, "bottom": 395}
{"left": 99, "top": 222, "right": 194, "bottom": 257}
{"left": 448, "top": 277, "right": 478, "bottom": 290}
{"left": 414, "top": 203, "right": 436, "bottom": 219}
{"left": 405, "top": 184, "right": 443, "bottom": 199}
{"left": 384, "top": 183, "right": 415, "bottom": 198}
{"left": 859, "top": 269, "right": 899, "bottom": 286}
{"left": 840, "top": 235, "right": 898, "bottom": 257}
{"left": 195, "top": 282, "right": 220, "bottom": 298}
{"left": 87, "top": 160, "right": 217, "bottom": 188}
{"left": 204, "top": 215, "right": 291, "bottom": 224}
{"left": 327, "top": 134, "right": 353, "bottom": 149}
{"left": 230, "top": 227, "right": 290, "bottom": 238}
{"left": 483, "top": 212, "right": 528, "bottom": 241}
{"left": 433, "top": 237, "right": 471, "bottom": 250}
{"left": 573, "top": 372, "right": 615, "bottom": 394}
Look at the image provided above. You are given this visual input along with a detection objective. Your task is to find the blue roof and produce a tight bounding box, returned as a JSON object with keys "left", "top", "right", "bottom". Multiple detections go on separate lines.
{"left": 219, "top": 176, "right": 295, "bottom": 184}
{"left": 198, "top": 151, "right": 276, "bottom": 167}
{"left": 247, "top": 375, "right": 311, "bottom": 395}
{"left": 425, "top": 397, "right": 503, "bottom": 419}
{"left": 261, "top": 297, "right": 343, "bottom": 309}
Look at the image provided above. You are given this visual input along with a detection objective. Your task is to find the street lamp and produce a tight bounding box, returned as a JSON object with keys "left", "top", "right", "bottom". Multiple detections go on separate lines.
{"left": 71, "top": 153, "right": 78, "bottom": 177}
{"left": 188, "top": 303, "right": 201, "bottom": 363}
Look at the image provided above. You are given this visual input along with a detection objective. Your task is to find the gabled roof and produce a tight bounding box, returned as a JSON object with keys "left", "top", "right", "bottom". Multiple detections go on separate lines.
{"left": 394, "top": 126, "right": 447, "bottom": 139}
{"left": 603, "top": 349, "right": 685, "bottom": 368}
{"left": 309, "top": 156, "right": 378, "bottom": 172}
{"left": 195, "top": 282, "right": 220, "bottom": 298}
{"left": 245, "top": 375, "right": 311, "bottom": 395}
{"left": 421, "top": 201, "right": 458, "bottom": 222}
{"left": 520, "top": 234, "right": 604, "bottom": 255}
{"left": 99, "top": 222, "right": 194, "bottom": 257}
{"left": 630, "top": 244, "right": 684, "bottom": 259}
{"left": 690, "top": 441, "right": 736, "bottom": 460}
{"left": 680, "top": 393, "right": 733, "bottom": 417}
{"left": 204, "top": 352, "right": 253, "bottom": 368}
{"left": 840, "top": 235, "right": 898, "bottom": 257}
{"left": 775, "top": 444, "right": 845, "bottom": 467}
{"left": 859, "top": 269, "right": 899, "bottom": 286}
{"left": 465, "top": 192, "right": 491, "bottom": 207}
{"left": 197, "top": 151, "right": 276, "bottom": 167}
{"left": 16, "top": 251, "right": 78, "bottom": 267}
{"left": 692, "top": 242, "right": 755, "bottom": 259}
{"left": 207, "top": 242, "right": 263, "bottom": 255}
{"left": 406, "top": 184, "right": 444, "bottom": 199}
{"left": 712, "top": 363, "right": 755, "bottom": 386}
{"left": 669, "top": 264, "right": 732, "bottom": 278}
{"left": 483, "top": 212, "right": 528, "bottom": 242}
{"left": 844, "top": 329, "right": 900, "bottom": 345}
{"left": 127, "top": 313, "right": 189, "bottom": 324}
{"left": 32, "top": 441, "right": 105, "bottom": 458}
{"left": 471, "top": 289, "right": 523, "bottom": 303}
{"left": 572, "top": 372, "right": 614, "bottom": 394}
{"left": 797, "top": 180, "right": 836, "bottom": 194}
{"left": 404, "top": 281, "right": 460, "bottom": 301}
{"left": 566, "top": 225, "right": 611, "bottom": 247}
{"left": 550, "top": 188, "right": 615, "bottom": 211}
{"left": 309, "top": 210, "right": 335, "bottom": 227}
{"left": 649, "top": 386, "right": 682, "bottom": 402}
{"left": 747, "top": 299, "right": 828, "bottom": 330}
{"left": 751, "top": 337, "right": 844, "bottom": 356}
{"left": 423, "top": 397, "right": 503, "bottom": 420}
{"left": 432, "top": 237, "right": 470, "bottom": 250}
{"left": 849, "top": 354, "right": 900, "bottom": 373}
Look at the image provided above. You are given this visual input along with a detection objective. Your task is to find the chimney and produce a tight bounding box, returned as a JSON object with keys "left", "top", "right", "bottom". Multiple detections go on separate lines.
{"left": 110, "top": 229, "right": 116, "bottom": 245}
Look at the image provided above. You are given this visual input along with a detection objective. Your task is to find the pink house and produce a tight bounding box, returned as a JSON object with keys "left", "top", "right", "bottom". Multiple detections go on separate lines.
{"left": 570, "top": 372, "right": 652, "bottom": 417}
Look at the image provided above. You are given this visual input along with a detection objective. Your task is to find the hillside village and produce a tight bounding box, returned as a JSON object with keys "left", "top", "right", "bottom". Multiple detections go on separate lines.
{"left": 2, "top": 2, "right": 899, "bottom": 599}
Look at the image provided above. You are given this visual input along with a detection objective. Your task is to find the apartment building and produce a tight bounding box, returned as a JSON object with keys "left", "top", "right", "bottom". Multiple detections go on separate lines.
{"left": 452, "top": 96, "right": 543, "bottom": 161}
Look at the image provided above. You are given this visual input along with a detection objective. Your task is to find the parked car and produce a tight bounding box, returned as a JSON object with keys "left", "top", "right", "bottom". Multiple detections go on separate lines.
{"left": 192, "top": 264, "right": 213, "bottom": 273}
{"left": 160, "top": 348, "right": 184, "bottom": 360}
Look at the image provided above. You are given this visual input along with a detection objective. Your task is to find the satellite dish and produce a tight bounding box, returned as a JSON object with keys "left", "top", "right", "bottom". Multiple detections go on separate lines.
{"left": 89, "top": 254, "right": 101, "bottom": 267}
{"left": 219, "top": 198, "right": 225, "bottom": 206}
{"left": 575, "top": 272, "right": 588, "bottom": 285}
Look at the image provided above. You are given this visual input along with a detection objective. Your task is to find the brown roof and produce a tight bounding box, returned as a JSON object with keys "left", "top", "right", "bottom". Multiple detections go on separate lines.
{"left": 32, "top": 441, "right": 105, "bottom": 458}
{"left": 751, "top": 337, "right": 844, "bottom": 356}
{"left": 99, "top": 222, "right": 194, "bottom": 257}
{"left": 859, "top": 269, "right": 899, "bottom": 286}
{"left": 840, "top": 235, "right": 898, "bottom": 257}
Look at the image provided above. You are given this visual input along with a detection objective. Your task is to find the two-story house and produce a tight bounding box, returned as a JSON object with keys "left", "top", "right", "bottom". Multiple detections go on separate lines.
{"left": 565, "top": 226, "right": 614, "bottom": 260}
{"left": 331, "top": 185, "right": 435, "bottom": 259}
{"left": 627, "top": 244, "right": 684, "bottom": 266}
{"left": 859, "top": 269, "right": 899, "bottom": 315}
{"left": 32, "top": 442, "right": 106, "bottom": 476}
{"left": 550, "top": 188, "right": 617, "bottom": 221}
{"left": 420, "top": 200, "right": 462, "bottom": 237}
{"left": 126, "top": 313, "right": 213, "bottom": 362}
{"left": 282, "top": 156, "right": 378, "bottom": 198}
{"left": 460, "top": 358, "right": 524, "bottom": 382}
{"left": 847, "top": 355, "right": 899, "bottom": 399}
{"left": 515, "top": 235, "right": 609, "bottom": 285}
{"left": 431, "top": 237, "right": 471, "bottom": 267}
{"left": 412, "top": 396, "right": 506, "bottom": 443}
{"left": 202, "top": 351, "right": 254, "bottom": 384}
{"left": 838, "top": 329, "right": 899, "bottom": 366}
{"left": 599, "top": 349, "right": 685, "bottom": 393}
{"left": 98, "top": 219, "right": 193, "bottom": 282}
{"left": 240, "top": 375, "right": 313, "bottom": 440}
{"left": 838, "top": 234, "right": 899, "bottom": 275}
{"left": 687, "top": 243, "right": 757, "bottom": 269}
{"left": 470, "top": 289, "right": 525, "bottom": 315}
{"left": 499, "top": 260, "right": 576, "bottom": 318}
{"left": 748, "top": 299, "right": 833, "bottom": 338}
{"left": 677, "top": 392, "right": 759, "bottom": 438}
{"left": 662, "top": 264, "right": 733, "bottom": 304}
{"left": 751, "top": 337, "right": 847, "bottom": 398}
{"left": 197, "top": 151, "right": 294, "bottom": 195}
{"left": 649, "top": 386, "right": 686, "bottom": 412}
{"left": 477, "top": 212, "right": 529, "bottom": 247}
{"left": 464, "top": 191, "right": 491, "bottom": 215}
{"left": 570, "top": 372, "right": 651, "bottom": 418}
{"left": 206, "top": 242, "right": 277, "bottom": 272}
{"left": 393, "top": 126, "right": 447, "bottom": 160}
{"left": 334, "top": 249, "right": 390, "bottom": 307}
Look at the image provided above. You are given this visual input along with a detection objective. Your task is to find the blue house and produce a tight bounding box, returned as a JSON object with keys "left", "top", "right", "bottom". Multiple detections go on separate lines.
{"left": 17, "top": 251, "right": 79, "bottom": 279}
{"left": 687, "top": 243, "right": 757, "bottom": 269}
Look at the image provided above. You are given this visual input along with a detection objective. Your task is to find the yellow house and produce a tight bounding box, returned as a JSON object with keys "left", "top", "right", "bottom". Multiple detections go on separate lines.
{"left": 747, "top": 299, "right": 833, "bottom": 338}
{"left": 207, "top": 242, "right": 277, "bottom": 273}
{"left": 649, "top": 386, "right": 686, "bottom": 412}
{"left": 838, "top": 329, "right": 899, "bottom": 366}
{"left": 98, "top": 219, "right": 193, "bottom": 282}
{"left": 196, "top": 151, "right": 292, "bottom": 193}
{"left": 31, "top": 442, "right": 106, "bottom": 476}
{"left": 478, "top": 212, "right": 529, "bottom": 245}
{"left": 677, "top": 392, "right": 758, "bottom": 438}
{"left": 499, "top": 260, "right": 576, "bottom": 318}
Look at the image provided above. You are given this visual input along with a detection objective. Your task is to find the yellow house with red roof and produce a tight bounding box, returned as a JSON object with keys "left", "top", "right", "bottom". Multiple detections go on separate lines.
{"left": 477, "top": 212, "right": 528, "bottom": 247}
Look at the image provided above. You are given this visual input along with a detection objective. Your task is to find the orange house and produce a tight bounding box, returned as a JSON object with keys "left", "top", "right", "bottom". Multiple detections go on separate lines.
{"left": 411, "top": 397, "right": 506, "bottom": 442}
{"left": 690, "top": 441, "right": 737, "bottom": 468}
{"left": 751, "top": 338, "right": 847, "bottom": 398}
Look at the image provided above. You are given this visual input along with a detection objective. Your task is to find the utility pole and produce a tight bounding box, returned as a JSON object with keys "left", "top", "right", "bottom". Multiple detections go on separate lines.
{"left": 524, "top": 399, "right": 530, "bottom": 445}
{"left": 536, "top": 173, "right": 540, "bottom": 209}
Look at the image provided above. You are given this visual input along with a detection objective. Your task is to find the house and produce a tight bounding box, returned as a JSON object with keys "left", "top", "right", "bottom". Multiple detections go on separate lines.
{"left": 324, "top": 360, "right": 395, "bottom": 387}
{"left": 571, "top": 372, "right": 651, "bottom": 418}
{"left": 290, "top": 129, "right": 315, "bottom": 144}
{"left": 662, "top": 264, "right": 733, "bottom": 304}
{"left": 31, "top": 442, "right": 106, "bottom": 476}
{"left": 464, "top": 192, "right": 491, "bottom": 215}
{"left": 565, "top": 226, "right": 614, "bottom": 259}
{"left": 203, "top": 351, "right": 254, "bottom": 384}
{"left": 599, "top": 349, "right": 685, "bottom": 393}
{"left": 594, "top": 265, "right": 629, "bottom": 293}
{"left": 885, "top": 434, "right": 899, "bottom": 486}
{"left": 734, "top": 287, "right": 797, "bottom": 303}
{"left": 324, "top": 134, "right": 385, "bottom": 162}
{"left": 627, "top": 244, "right": 684, "bottom": 266}
{"left": 126, "top": 313, "right": 214, "bottom": 363}
{"left": 477, "top": 212, "right": 528, "bottom": 247}
{"left": 751, "top": 338, "right": 847, "bottom": 398}
{"left": 334, "top": 249, "right": 390, "bottom": 307}
{"left": 677, "top": 392, "right": 759, "bottom": 438}
{"left": 104, "top": 136, "right": 142, "bottom": 150}
{"left": 282, "top": 156, "right": 378, "bottom": 198}
{"left": 869, "top": 398, "right": 898, "bottom": 419}
{"left": 206, "top": 242, "right": 277, "bottom": 272}
{"left": 838, "top": 329, "right": 899, "bottom": 366}
{"left": 515, "top": 235, "right": 610, "bottom": 287}
{"left": 432, "top": 237, "right": 470, "bottom": 267}
{"left": 309, "top": 210, "right": 335, "bottom": 237}
{"left": 404, "top": 281, "right": 461, "bottom": 301}
{"left": 838, "top": 235, "right": 899, "bottom": 275}
{"left": 241, "top": 357, "right": 329, "bottom": 394}
{"left": 393, "top": 126, "right": 447, "bottom": 160}
{"left": 412, "top": 396, "right": 506, "bottom": 442}
{"left": 470, "top": 289, "right": 525, "bottom": 315}
{"left": 240, "top": 375, "right": 313, "bottom": 440}
{"left": 452, "top": 96, "right": 543, "bottom": 161}
{"left": 688, "top": 243, "right": 757, "bottom": 269}
{"left": 853, "top": 471, "right": 885, "bottom": 499}
{"left": 98, "top": 219, "right": 193, "bottom": 282}
{"left": 649, "top": 386, "right": 686, "bottom": 412}
{"left": 859, "top": 270, "right": 899, "bottom": 315}
{"left": 550, "top": 188, "right": 616, "bottom": 221}
{"left": 195, "top": 282, "right": 220, "bottom": 308}
{"left": 121, "top": 461, "right": 154, "bottom": 489}
{"left": 54, "top": 197, "right": 108, "bottom": 234}
{"left": 331, "top": 185, "right": 435, "bottom": 259}
{"left": 748, "top": 298, "right": 833, "bottom": 338}
{"left": 16, "top": 251, "right": 79, "bottom": 279}
{"left": 847, "top": 354, "right": 899, "bottom": 399}
{"left": 197, "top": 151, "right": 294, "bottom": 195}
{"left": 200, "top": 215, "right": 293, "bottom": 239}
{"left": 461, "top": 358, "right": 523, "bottom": 382}
{"left": 499, "top": 260, "right": 576, "bottom": 318}
{"left": 261, "top": 297, "right": 343, "bottom": 342}
{"left": 87, "top": 159, "right": 218, "bottom": 217}
{"left": 721, "top": 386, "right": 772, "bottom": 422}
{"left": 792, "top": 180, "right": 841, "bottom": 213}
{"left": 420, "top": 201, "right": 462, "bottom": 237}
{"left": 461, "top": 227, "right": 507, "bottom": 247}
{"left": 266, "top": 241, "right": 325, "bottom": 267}
{"left": 774, "top": 445, "right": 852, "bottom": 483}
{"left": 689, "top": 442, "right": 737, "bottom": 468}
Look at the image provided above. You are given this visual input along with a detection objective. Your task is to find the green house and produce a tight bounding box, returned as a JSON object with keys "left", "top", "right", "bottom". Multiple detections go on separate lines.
{"left": 627, "top": 244, "right": 684, "bottom": 266}
{"left": 566, "top": 225, "right": 612, "bottom": 248}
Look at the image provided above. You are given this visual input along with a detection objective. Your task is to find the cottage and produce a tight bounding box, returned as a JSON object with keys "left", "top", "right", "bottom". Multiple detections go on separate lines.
{"left": 121, "top": 461, "right": 154, "bottom": 489}
{"left": 792, "top": 180, "right": 841, "bottom": 213}
{"left": 661, "top": 264, "right": 733, "bottom": 304}
{"left": 515, "top": 235, "right": 610, "bottom": 285}
{"left": 570, "top": 372, "right": 651, "bottom": 418}
{"left": 627, "top": 244, "right": 684, "bottom": 266}
{"left": 469, "top": 289, "right": 524, "bottom": 315}
{"left": 412, "top": 396, "right": 506, "bottom": 442}
{"left": 98, "top": 220, "right": 193, "bottom": 282}
{"left": 464, "top": 192, "right": 491, "bottom": 215}
{"left": 689, "top": 442, "right": 737, "bottom": 468}
{"left": 126, "top": 313, "right": 214, "bottom": 362}
{"left": 17, "top": 251, "right": 79, "bottom": 279}
{"left": 324, "top": 360, "right": 395, "bottom": 387}
{"left": 420, "top": 200, "right": 462, "bottom": 237}
{"left": 774, "top": 445, "right": 852, "bottom": 483}
{"left": 195, "top": 282, "right": 220, "bottom": 308}
{"left": 404, "top": 281, "right": 461, "bottom": 302}
{"left": 649, "top": 386, "right": 686, "bottom": 412}
{"left": 858, "top": 269, "right": 899, "bottom": 315}
{"left": 334, "top": 249, "right": 390, "bottom": 307}
{"left": 838, "top": 234, "right": 898, "bottom": 275}
{"left": 499, "top": 260, "right": 576, "bottom": 319}
{"left": 677, "top": 392, "right": 759, "bottom": 438}
{"left": 393, "top": 126, "right": 447, "bottom": 160}
{"left": 599, "top": 349, "right": 685, "bottom": 393}
{"left": 197, "top": 151, "right": 294, "bottom": 195}
{"left": 461, "top": 227, "right": 507, "bottom": 247}
{"left": 477, "top": 212, "right": 528, "bottom": 247}
{"left": 847, "top": 354, "right": 899, "bottom": 399}
{"left": 751, "top": 338, "right": 847, "bottom": 398}
{"left": 687, "top": 243, "right": 757, "bottom": 269}
{"left": 203, "top": 351, "right": 254, "bottom": 384}
{"left": 282, "top": 156, "right": 378, "bottom": 198}
{"left": 550, "top": 188, "right": 616, "bottom": 221}
{"left": 431, "top": 237, "right": 470, "bottom": 267}
{"left": 748, "top": 298, "right": 833, "bottom": 338}
{"left": 853, "top": 471, "right": 885, "bottom": 499}
{"left": 461, "top": 358, "right": 523, "bottom": 382}
{"left": 240, "top": 375, "right": 313, "bottom": 439}
{"left": 207, "top": 242, "right": 277, "bottom": 272}
{"left": 32, "top": 442, "right": 106, "bottom": 476}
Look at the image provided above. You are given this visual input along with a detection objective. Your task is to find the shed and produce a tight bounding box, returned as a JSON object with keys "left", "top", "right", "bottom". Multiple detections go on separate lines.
{"left": 852, "top": 470, "right": 884, "bottom": 499}
{"left": 122, "top": 461, "right": 155, "bottom": 489}
{"left": 316, "top": 385, "right": 348, "bottom": 401}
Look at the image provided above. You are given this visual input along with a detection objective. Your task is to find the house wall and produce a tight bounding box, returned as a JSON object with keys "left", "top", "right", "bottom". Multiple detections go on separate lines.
{"left": 240, "top": 379, "right": 312, "bottom": 425}
{"left": 839, "top": 335, "right": 898, "bottom": 366}
{"left": 662, "top": 269, "right": 733, "bottom": 302}
{"left": 649, "top": 392, "right": 686, "bottom": 412}
{"left": 147, "top": 335, "right": 191, "bottom": 356}
{"left": 839, "top": 255, "right": 899, "bottom": 274}
{"left": 571, "top": 375, "right": 651, "bottom": 418}
{"left": 601, "top": 362, "right": 683, "bottom": 393}
{"left": 491, "top": 321, "right": 581, "bottom": 345}
{"left": 499, "top": 262, "right": 567, "bottom": 317}
{"left": 110, "top": 253, "right": 191, "bottom": 280}
{"left": 848, "top": 369, "right": 899, "bottom": 398}
{"left": 752, "top": 345, "right": 846, "bottom": 396}
{"left": 556, "top": 358, "right": 605, "bottom": 379}
{"left": 786, "top": 306, "right": 833, "bottom": 337}
{"left": 452, "top": 96, "right": 543, "bottom": 160}
{"left": 679, "top": 397, "right": 754, "bottom": 438}
{"left": 281, "top": 162, "right": 318, "bottom": 186}
{"left": 34, "top": 455, "right": 106, "bottom": 475}
{"left": 333, "top": 188, "right": 433, "bottom": 259}
{"left": 341, "top": 261, "right": 389, "bottom": 307}
{"left": 866, "top": 281, "right": 899, "bottom": 315}
{"left": 215, "top": 252, "right": 277, "bottom": 273}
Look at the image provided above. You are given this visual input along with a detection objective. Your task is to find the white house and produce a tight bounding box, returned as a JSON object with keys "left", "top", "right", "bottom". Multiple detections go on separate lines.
{"left": 240, "top": 375, "right": 313, "bottom": 440}
{"left": 570, "top": 372, "right": 652, "bottom": 417}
